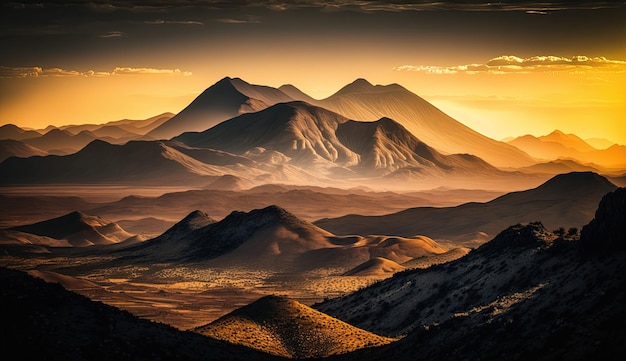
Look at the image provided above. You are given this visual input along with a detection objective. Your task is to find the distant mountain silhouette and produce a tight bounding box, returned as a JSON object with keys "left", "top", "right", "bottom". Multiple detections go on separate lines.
{"left": 508, "top": 130, "right": 626, "bottom": 168}
{"left": 147, "top": 77, "right": 293, "bottom": 140}
{"left": 0, "top": 123, "right": 41, "bottom": 140}
{"left": 194, "top": 295, "right": 394, "bottom": 358}
{"left": 174, "top": 101, "right": 500, "bottom": 178}
{"left": 0, "top": 139, "right": 47, "bottom": 161}
{"left": 21, "top": 128, "right": 97, "bottom": 154}
{"left": 9, "top": 211, "right": 133, "bottom": 246}
{"left": 315, "top": 172, "right": 618, "bottom": 247}
{"left": 60, "top": 112, "right": 173, "bottom": 137}
{"left": 0, "top": 139, "right": 231, "bottom": 185}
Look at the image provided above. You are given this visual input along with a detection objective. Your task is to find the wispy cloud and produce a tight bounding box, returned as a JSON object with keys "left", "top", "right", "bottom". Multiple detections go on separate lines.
{"left": 0, "top": 66, "right": 192, "bottom": 78}
{"left": 10, "top": 1, "right": 621, "bottom": 13}
{"left": 99, "top": 31, "right": 127, "bottom": 38}
{"left": 393, "top": 55, "right": 626, "bottom": 75}
{"left": 258, "top": 1, "right": 624, "bottom": 12}
{"left": 144, "top": 19, "right": 204, "bottom": 25}
{"left": 215, "top": 15, "right": 261, "bottom": 24}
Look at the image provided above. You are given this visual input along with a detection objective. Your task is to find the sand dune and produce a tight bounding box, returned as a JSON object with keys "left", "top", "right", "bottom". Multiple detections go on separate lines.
{"left": 194, "top": 295, "right": 395, "bottom": 358}
{"left": 8, "top": 211, "right": 134, "bottom": 247}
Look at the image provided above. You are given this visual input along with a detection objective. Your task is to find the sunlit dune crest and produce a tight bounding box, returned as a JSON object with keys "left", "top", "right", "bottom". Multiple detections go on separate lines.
{"left": 194, "top": 295, "right": 396, "bottom": 358}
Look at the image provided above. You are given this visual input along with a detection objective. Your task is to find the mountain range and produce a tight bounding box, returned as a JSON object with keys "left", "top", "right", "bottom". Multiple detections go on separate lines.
{"left": 508, "top": 130, "right": 626, "bottom": 168}
{"left": 2, "top": 77, "right": 624, "bottom": 192}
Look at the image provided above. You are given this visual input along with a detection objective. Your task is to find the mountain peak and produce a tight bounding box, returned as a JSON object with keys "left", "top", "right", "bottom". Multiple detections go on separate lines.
{"left": 332, "top": 78, "right": 375, "bottom": 96}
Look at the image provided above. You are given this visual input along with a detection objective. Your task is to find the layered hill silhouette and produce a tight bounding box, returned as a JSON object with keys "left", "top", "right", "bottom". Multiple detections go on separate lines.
{"left": 4, "top": 211, "right": 134, "bottom": 247}
{"left": 0, "top": 139, "right": 256, "bottom": 185}
{"left": 0, "top": 123, "right": 41, "bottom": 140}
{"left": 315, "top": 187, "right": 626, "bottom": 361}
{"left": 194, "top": 295, "right": 395, "bottom": 358}
{"left": 508, "top": 130, "right": 626, "bottom": 168}
{"left": 315, "top": 172, "right": 618, "bottom": 247}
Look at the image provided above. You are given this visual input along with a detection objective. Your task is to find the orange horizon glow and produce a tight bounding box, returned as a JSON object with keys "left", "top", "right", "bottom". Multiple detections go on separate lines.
{"left": 1, "top": 58, "right": 625, "bottom": 146}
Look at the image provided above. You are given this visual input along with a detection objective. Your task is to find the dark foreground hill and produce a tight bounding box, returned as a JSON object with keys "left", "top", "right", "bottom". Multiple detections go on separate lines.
{"left": 316, "top": 187, "right": 626, "bottom": 361}
{"left": 0, "top": 267, "right": 284, "bottom": 361}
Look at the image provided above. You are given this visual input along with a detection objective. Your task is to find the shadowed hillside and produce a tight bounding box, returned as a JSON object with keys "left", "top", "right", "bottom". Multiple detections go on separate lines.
{"left": 0, "top": 267, "right": 284, "bottom": 361}
{"left": 316, "top": 187, "right": 626, "bottom": 361}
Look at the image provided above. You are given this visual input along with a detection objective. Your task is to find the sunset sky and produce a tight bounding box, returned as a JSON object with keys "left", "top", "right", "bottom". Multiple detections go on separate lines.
{"left": 1, "top": 1, "right": 625, "bottom": 144}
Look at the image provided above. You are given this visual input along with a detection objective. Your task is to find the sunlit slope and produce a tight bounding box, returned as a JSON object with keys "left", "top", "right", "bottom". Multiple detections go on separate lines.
{"left": 147, "top": 77, "right": 293, "bottom": 140}
{"left": 194, "top": 295, "right": 395, "bottom": 359}
{"left": 285, "top": 79, "right": 536, "bottom": 168}
{"left": 174, "top": 101, "right": 502, "bottom": 178}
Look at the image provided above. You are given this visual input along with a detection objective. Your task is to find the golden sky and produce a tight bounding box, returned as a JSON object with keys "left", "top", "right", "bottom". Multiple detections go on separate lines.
{"left": 1, "top": 1, "right": 625, "bottom": 144}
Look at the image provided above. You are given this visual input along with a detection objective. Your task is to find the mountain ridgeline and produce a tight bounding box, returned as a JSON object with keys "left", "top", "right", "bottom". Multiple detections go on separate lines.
{"left": 1, "top": 76, "right": 557, "bottom": 190}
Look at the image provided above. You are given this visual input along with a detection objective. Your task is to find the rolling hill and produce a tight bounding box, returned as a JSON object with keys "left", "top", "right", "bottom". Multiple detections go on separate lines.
{"left": 314, "top": 171, "right": 618, "bottom": 247}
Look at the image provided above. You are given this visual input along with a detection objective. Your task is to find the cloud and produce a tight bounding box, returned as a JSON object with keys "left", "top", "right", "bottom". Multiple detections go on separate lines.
{"left": 256, "top": 1, "right": 623, "bottom": 12}
{"left": 215, "top": 16, "right": 261, "bottom": 24}
{"left": 144, "top": 19, "right": 204, "bottom": 25}
{"left": 0, "top": 66, "right": 192, "bottom": 78}
{"left": 393, "top": 56, "right": 626, "bottom": 75}
{"left": 99, "top": 31, "right": 127, "bottom": 38}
